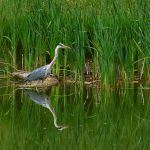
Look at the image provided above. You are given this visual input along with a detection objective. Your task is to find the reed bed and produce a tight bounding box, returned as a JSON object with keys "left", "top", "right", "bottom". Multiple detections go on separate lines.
{"left": 0, "top": 0, "right": 149, "bottom": 86}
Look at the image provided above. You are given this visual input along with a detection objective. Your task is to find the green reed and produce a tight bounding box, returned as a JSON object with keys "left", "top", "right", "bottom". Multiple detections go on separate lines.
{"left": 0, "top": 0, "right": 149, "bottom": 85}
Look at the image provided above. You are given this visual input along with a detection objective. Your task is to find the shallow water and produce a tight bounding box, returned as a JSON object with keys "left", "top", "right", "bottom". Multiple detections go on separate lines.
{"left": 0, "top": 78, "right": 150, "bottom": 149}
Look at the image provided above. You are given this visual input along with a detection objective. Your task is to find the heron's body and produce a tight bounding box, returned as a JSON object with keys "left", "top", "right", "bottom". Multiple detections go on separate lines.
{"left": 25, "top": 65, "right": 48, "bottom": 81}
{"left": 24, "top": 43, "right": 70, "bottom": 82}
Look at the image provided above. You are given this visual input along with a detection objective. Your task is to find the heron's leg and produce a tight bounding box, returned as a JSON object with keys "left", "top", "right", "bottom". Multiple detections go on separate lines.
{"left": 35, "top": 81, "right": 40, "bottom": 92}
{"left": 37, "top": 79, "right": 44, "bottom": 87}
{"left": 39, "top": 79, "right": 44, "bottom": 85}
{"left": 42, "top": 79, "right": 44, "bottom": 83}
{"left": 42, "top": 77, "right": 47, "bottom": 84}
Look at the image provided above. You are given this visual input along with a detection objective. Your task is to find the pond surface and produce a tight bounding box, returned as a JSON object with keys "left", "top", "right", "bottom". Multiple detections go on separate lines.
{"left": 0, "top": 78, "right": 150, "bottom": 149}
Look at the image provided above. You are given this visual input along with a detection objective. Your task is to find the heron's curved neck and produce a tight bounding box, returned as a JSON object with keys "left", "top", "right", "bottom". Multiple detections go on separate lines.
{"left": 47, "top": 46, "right": 59, "bottom": 72}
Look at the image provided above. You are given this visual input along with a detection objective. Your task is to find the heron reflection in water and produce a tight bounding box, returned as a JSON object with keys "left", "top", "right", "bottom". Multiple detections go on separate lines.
{"left": 24, "top": 89, "right": 68, "bottom": 130}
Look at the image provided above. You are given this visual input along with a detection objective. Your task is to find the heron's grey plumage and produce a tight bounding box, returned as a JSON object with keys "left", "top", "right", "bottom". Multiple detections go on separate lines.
{"left": 24, "top": 65, "right": 48, "bottom": 81}
{"left": 24, "top": 43, "right": 70, "bottom": 82}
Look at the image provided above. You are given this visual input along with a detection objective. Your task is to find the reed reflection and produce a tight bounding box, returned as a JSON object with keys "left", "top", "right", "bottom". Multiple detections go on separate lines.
{"left": 24, "top": 89, "right": 68, "bottom": 130}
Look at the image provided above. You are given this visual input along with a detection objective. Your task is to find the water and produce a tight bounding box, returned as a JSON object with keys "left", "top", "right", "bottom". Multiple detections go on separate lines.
{"left": 0, "top": 78, "right": 150, "bottom": 149}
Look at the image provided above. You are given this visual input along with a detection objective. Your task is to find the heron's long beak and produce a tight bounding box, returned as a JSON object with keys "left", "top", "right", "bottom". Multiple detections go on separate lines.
{"left": 64, "top": 45, "right": 71, "bottom": 49}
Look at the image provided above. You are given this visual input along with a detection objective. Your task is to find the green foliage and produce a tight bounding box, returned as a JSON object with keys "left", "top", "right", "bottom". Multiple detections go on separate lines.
{"left": 0, "top": 0, "right": 149, "bottom": 85}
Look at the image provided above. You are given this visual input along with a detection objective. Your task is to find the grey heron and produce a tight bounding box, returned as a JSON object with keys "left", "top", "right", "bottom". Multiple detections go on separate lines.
{"left": 24, "top": 43, "right": 71, "bottom": 82}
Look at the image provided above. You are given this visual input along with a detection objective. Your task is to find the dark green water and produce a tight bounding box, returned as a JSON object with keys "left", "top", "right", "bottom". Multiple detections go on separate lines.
{"left": 0, "top": 79, "right": 150, "bottom": 150}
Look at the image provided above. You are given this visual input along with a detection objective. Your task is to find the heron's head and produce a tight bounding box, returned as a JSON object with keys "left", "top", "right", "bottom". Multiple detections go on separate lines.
{"left": 58, "top": 43, "right": 71, "bottom": 49}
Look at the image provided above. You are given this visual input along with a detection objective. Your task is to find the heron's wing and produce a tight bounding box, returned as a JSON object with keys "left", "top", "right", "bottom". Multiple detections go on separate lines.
{"left": 25, "top": 65, "right": 48, "bottom": 81}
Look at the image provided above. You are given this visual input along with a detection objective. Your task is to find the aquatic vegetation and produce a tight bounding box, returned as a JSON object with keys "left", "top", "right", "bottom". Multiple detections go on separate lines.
{"left": 0, "top": 0, "right": 149, "bottom": 86}
{"left": 0, "top": 82, "right": 150, "bottom": 149}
